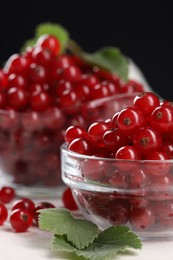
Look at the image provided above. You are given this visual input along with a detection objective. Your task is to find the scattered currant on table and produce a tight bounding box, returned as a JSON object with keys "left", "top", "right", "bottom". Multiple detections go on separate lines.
{"left": 65, "top": 91, "right": 173, "bottom": 232}
{"left": 0, "top": 185, "right": 78, "bottom": 231}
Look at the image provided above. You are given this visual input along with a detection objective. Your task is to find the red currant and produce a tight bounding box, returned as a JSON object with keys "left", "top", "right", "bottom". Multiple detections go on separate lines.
{"left": 117, "top": 107, "right": 145, "bottom": 136}
{"left": 0, "top": 186, "right": 15, "bottom": 203}
{"left": 0, "top": 203, "right": 8, "bottom": 225}
{"left": 62, "top": 187, "right": 78, "bottom": 211}
{"left": 34, "top": 201, "right": 55, "bottom": 225}
{"left": 10, "top": 209, "right": 33, "bottom": 232}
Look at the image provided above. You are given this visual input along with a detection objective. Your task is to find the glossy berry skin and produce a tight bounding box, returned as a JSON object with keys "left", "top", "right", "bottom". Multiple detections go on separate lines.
{"left": 4, "top": 54, "right": 30, "bottom": 74}
{"left": 7, "top": 87, "right": 28, "bottom": 111}
{"left": 62, "top": 187, "right": 78, "bottom": 211}
{"left": 34, "top": 201, "right": 55, "bottom": 225}
{"left": 65, "top": 125, "right": 87, "bottom": 144}
{"left": 133, "top": 92, "right": 160, "bottom": 116}
{"left": 68, "top": 137, "right": 91, "bottom": 155}
{"left": 0, "top": 186, "right": 15, "bottom": 203}
{"left": 88, "top": 122, "right": 109, "bottom": 148}
{"left": 145, "top": 151, "right": 171, "bottom": 176}
{"left": 108, "top": 200, "right": 130, "bottom": 225}
{"left": 133, "top": 126, "right": 162, "bottom": 155}
{"left": 0, "top": 203, "right": 8, "bottom": 225}
{"left": 150, "top": 106, "right": 173, "bottom": 133}
{"left": 117, "top": 107, "right": 145, "bottom": 136}
{"left": 10, "top": 209, "right": 33, "bottom": 232}
{"left": 30, "top": 91, "right": 52, "bottom": 112}
{"left": 103, "top": 128, "right": 128, "bottom": 152}
{"left": 36, "top": 34, "right": 61, "bottom": 55}
{"left": 129, "top": 206, "right": 155, "bottom": 230}
{"left": 115, "top": 145, "right": 141, "bottom": 171}
{"left": 12, "top": 198, "right": 35, "bottom": 216}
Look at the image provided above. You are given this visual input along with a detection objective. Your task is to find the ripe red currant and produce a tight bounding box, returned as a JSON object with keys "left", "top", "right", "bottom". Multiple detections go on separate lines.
{"left": 62, "top": 187, "right": 78, "bottom": 211}
{"left": 0, "top": 186, "right": 15, "bottom": 203}
{"left": 0, "top": 203, "right": 8, "bottom": 225}
{"left": 10, "top": 209, "right": 33, "bottom": 232}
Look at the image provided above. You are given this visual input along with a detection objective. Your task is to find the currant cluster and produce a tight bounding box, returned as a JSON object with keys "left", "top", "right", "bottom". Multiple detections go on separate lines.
{"left": 0, "top": 185, "right": 77, "bottom": 232}
{"left": 65, "top": 91, "right": 173, "bottom": 231}
{"left": 0, "top": 34, "right": 144, "bottom": 187}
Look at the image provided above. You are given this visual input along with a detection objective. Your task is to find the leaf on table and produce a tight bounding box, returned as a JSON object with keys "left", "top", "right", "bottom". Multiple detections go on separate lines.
{"left": 38, "top": 208, "right": 100, "bottom": 249}
{"left": 51, "top": 225, "right": 142, "bottom": 260}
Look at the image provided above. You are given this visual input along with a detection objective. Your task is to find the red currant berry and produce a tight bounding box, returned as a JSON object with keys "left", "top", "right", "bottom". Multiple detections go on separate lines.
{"left": 37, "top": 34, "right": 61, "bottom": 55}
{"left": 133, "top": 91, "right": 160, "bottom": 116}
{"left": 130, "top": 206, "right": 155, "bottom": 230}
{"left": 0, "top": 186, "right": 15, "bottom": 203}
{"left": 0, "top": 203, "right": 8, "bottom": 225}
{"left": 34, "top": 201, "right": 55, "bottom": 225}
{"left": 30, "top": 91, "right": 52, "bottom": 112}
{"left": 12, "top": 198, "right": 35, "bottom": 216}
{"left": 62, "top": 187, "right": 78, "bottom": 211}
{"left": 115, "top": 145, "right": 141, "bottom": 172}
{"left": 133, "top": 126, "right": 162, "bottom": 155}
{"left": 103, "top": 128, "right": 128, "bottom": 152}
{"left": 65, "top": 125, "right": 87, "bottom": 144}
{"left": 10, "top": 209, "right": 33, "bottom": 232}
{"left": 150, "top": 106, "right": 173, "bottom": 133}
{"left": 7, "top": 87, "right": 28, "bottom": 111}
{"left": 145, "top": 151, "right": 171, "bottom": 176}
{"left": 68, "top": 137, "right": 91, "bottom": 155}
{"left": 88, "top": 121, "right": 109, "bottom": 148}
{"left": 117, "top": 107, "right": 145, "bottom": 136}
{"left": 108, "top": 200, "right": 130, "bottom": 225}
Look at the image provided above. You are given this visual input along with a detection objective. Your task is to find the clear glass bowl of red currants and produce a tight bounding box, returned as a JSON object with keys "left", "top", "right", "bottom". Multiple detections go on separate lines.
{"left": 0, "top": 34, "right": 148, "bottom": 197}
{"left": 61, "top": 91, "right": 173, "bottom": 238}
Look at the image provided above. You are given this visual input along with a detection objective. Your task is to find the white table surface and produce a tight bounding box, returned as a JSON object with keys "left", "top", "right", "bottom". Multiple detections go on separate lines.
{"left": 1, "top": 195, "right": 173, "bottom": 260}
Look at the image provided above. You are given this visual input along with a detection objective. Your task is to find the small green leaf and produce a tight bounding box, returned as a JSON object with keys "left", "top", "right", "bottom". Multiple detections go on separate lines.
{"left": 38, "top": 208, "right": 100, "bottom": 249}
{"left": 51, "top": 235, "right": 75, "bottom": 253}
{"left": 96, "top": 225, "right": 142, "bottom": 250}
{"left": 82, "top": 47, "right": 128, "bottom": 81}
{"left": 35, "top": 22, "right": 69, "bottom": 52}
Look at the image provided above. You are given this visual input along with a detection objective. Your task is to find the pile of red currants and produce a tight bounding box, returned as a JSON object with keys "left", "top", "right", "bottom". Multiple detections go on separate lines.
{"left": 0, "top": 34, "right": 144, "bottom": 188}
{"left": 64, "top": 91, "right": 173, "bottom": 232}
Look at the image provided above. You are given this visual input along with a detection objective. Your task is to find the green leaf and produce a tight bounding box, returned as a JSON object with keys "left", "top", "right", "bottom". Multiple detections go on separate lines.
{"left": 38, "top": 208, "right": 100, "bottom": 249}
{"left": 82, "top": 47, "right": 128, "bottom": 81}
{"left": 51, "top": 226, "right": 142, "bottom": 260}
{"left": 35, "top": 22, "right": 69, "bottom": 52}
{"left": 95, "top": 225, "right": 142, "bottom": 250}
{"left": 51, "top": 235, "right": 75, "bottom": 253}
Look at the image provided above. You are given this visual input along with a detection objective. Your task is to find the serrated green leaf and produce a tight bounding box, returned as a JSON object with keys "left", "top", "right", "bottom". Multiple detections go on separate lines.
{"left": 51, "top": 226, "right": 142, "bottom": 260}
{"left": 35, "top": 22, "right": 69, "bottom": 52}
{"left": 38, "top": 208, "right": 100, "bottom": 249}
{"left": 82, "top": 47, "right": 128, "bottom": 81}
{"left": 51, "top": 235, "right": 75, "bottom": 253}
{"left": 96, "top": 225, "right": 142, "bottom": 250}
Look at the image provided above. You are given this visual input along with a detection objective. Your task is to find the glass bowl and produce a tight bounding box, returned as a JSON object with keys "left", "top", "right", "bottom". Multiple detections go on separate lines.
{"left": 61, "top": 143, "right": 173, "bottom": 239}
{"left": 0, "top": 91, "right": 142, "bottom": 198}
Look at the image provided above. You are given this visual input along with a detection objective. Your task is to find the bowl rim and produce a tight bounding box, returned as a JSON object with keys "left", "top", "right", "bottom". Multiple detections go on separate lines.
{"left": 61, "top": 142, "right": 173, "bottom": 163}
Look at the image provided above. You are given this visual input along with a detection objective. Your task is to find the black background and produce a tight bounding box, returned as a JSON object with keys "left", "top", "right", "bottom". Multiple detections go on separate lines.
{"left": 1, "top": 1, "right": 173, "bottom": 100}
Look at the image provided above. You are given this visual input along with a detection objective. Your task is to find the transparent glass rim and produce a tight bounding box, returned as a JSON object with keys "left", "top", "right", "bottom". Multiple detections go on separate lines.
{"left": 61, "top": 143, "right": 173, "bottom": 164}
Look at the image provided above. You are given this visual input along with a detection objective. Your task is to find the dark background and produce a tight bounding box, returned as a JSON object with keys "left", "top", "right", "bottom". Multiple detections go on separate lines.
{"left": 0, "top": 1, "right": 173, "bottom": 100}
